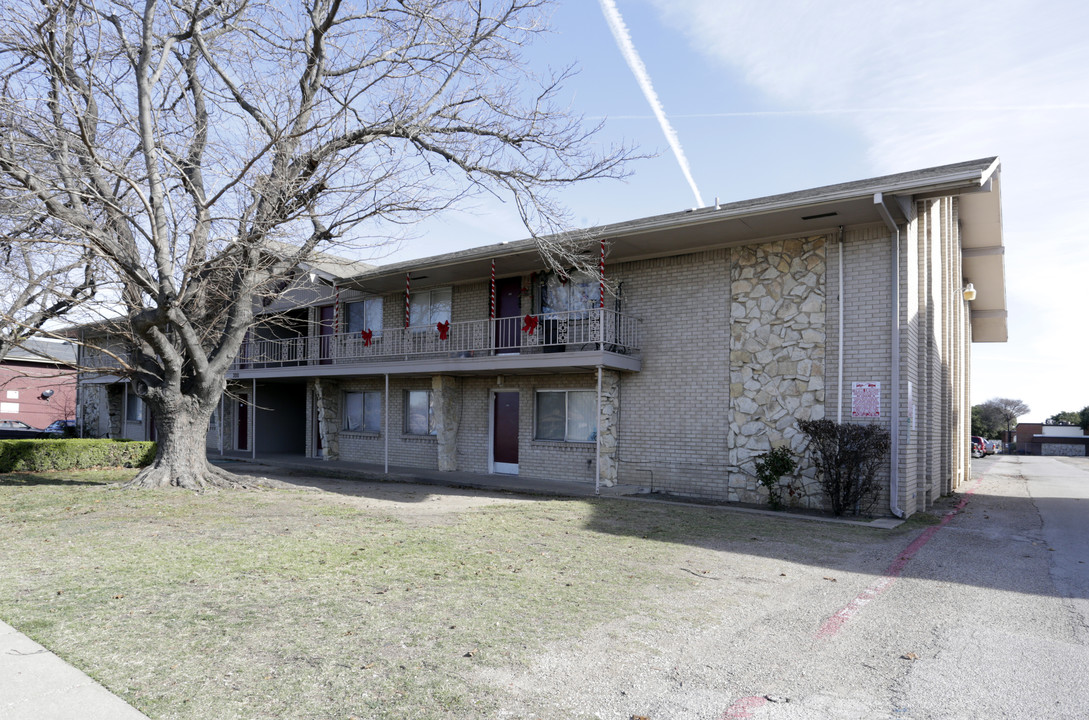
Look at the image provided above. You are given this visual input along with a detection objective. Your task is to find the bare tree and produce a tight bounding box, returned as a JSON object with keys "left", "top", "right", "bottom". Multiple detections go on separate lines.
{"left": 0, "top": 0, "right": 633, "bottom": 488}
{"left": 0, "top": 211, "right": 96, "bottom": 361}
{"left": 983, "top": 397, "right": 1031, "bottom": 442}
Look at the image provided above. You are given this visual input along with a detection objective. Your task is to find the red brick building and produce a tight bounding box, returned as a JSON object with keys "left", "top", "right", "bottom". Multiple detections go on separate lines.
{"left": 0, "top": 339, "right": 78, "bottom": 430}
{"left": 1011, "top": 422, "right": 1089, "bottom": 456}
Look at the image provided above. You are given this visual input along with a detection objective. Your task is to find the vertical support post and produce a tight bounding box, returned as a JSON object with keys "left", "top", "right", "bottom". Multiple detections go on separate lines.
{"left": 384, "top": 373, "right": 390, "bottom": 474}
{"left": 219, "top": 393, "right": 224, "bottom": 455}
{"left": 405, "top": 273, "right": 411, "bottom": 328}
{"left": 489, "top": 259, "right": 496, "bottom": 319}
{"left": 251, "top": 378, "right": 256, "bottom": 460}
{"left": 595, "top": 365, "right": 602, "bottom": 496}
{"left": 599, "top": 237, "right": 606, "bottom": 309}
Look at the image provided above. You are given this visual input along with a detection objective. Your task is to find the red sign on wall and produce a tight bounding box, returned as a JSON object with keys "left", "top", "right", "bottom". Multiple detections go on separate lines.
{"left": 852, "top": 382, "right": 881, "bottom": 418}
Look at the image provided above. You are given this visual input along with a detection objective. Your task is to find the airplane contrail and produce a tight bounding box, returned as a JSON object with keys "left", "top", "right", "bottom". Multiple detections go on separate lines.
{"left": 598, "top": 0, "right": 704, "bottom": 208}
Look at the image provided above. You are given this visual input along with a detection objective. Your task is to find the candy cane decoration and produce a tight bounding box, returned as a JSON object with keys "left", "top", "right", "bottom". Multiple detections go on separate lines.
{"left": 489, "top": 259, "right": 496, "bottom": 319}
{"left": 333, "top": 283, "right": 340, "bottom": 334}
{"left": 405, "top": 273, "right": 411, "bottom": 328}
{"left": 599, "top": 237, "right": 606, "bottom": 309}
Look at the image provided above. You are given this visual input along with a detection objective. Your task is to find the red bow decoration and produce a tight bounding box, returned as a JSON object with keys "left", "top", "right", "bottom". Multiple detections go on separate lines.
{"left": 522, "top": 314, "right": 538, "bottom": 335}
{"left": 437, "top": 320, "right": 450, "bottom": 340}
{"left": 361, "top": 329, "right": 373, "bottom": 347}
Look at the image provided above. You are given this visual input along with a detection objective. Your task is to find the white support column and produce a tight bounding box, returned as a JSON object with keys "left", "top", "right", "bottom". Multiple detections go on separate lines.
{"left": 384, "top": 374, "right": 390, "bottom": 474}
{"left": 251, "top": 378, "right": 256, "bottom": 460}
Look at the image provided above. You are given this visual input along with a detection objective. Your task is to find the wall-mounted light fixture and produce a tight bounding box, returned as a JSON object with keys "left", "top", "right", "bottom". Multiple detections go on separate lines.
{"left": 40, "top": 389, "right": 55, "bottom": 401}
{"left": 962, "top": 283, "right": 977, "bottom": 301}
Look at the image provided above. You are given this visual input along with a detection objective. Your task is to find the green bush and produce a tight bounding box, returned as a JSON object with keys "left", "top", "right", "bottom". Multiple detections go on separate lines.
{"left": 754, "top": 446, "right": 797, "bottom": 510}
{"left": 798, "top": 419, "right": 890, "bottom": 516}
{"left": 0, "top": 439, "right": 156, "bottom": 473}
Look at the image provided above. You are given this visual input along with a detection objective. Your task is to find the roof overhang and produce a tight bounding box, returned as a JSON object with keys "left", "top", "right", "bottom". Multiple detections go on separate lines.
{"left": 344, "top": 158, "right": 1006, "bottom": 341}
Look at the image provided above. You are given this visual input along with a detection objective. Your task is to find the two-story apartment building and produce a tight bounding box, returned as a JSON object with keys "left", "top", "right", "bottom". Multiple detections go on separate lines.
{"left": 80, "top": 157, "right": 1006, "bottom": 518}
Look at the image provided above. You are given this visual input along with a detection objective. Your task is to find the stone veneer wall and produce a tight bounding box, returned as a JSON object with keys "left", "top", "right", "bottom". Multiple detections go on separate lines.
{"left": 598, "top": 369, "right": 620, "bottom": 486}
{"left": 727, "top": 236, "right": 826, "bottom": 507}
{"left": 312, "top": 378, "right": 340, "bottom": 460}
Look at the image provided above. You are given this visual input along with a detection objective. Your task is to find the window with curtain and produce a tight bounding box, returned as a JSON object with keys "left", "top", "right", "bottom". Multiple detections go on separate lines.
{"left": 346, "top": 298, "right": 383, "bottom": 336}
{"left": 343, "top": 391, "right": 381, "bottom": 433}
{"left": 409, "top": 287, "right": 451, "bottom": 330}
{"left": 404, "top": 390, "right": 435, "bottom": 435}
{"left": 535, "top": 390, "right": 596, "bottom": 442}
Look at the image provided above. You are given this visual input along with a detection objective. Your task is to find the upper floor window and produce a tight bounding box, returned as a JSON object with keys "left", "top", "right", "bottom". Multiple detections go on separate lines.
{"left": 541, "top": 273, "right": 597, "bottom": 315}
{"left": 347, "top": 298, "right": 383, "bottom": 336}
{"left": 410, "top": 287, "right": 451, "bottom": 329}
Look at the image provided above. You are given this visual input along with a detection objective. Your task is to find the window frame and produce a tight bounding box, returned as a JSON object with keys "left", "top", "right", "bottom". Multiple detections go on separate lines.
{"left": 409, "top": 287, "right": 452, "bottom": 331}
{"left": 125, "top": 390, "right": 144, "bottom": 423}
{"left": 534, "top": 389, "right": 597, "bottom": 443}
{"left": 343, "top": 390, "right": 382, "bottom": 434}
{"left": 346, "top": 297, "right": 383, "bottom": 337}
{"left": 403, "top": 389, "right": 436, "bottom": 436}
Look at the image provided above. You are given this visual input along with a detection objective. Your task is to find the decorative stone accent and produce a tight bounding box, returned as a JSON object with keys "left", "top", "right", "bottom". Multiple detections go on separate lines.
{"left": 1041, "top": 443, "right": 1086, "bottom": 457}
{"left": 79, "top": 384, "right": 107, "bottom": 438}
{"left": 107, "top": 385, "right": 123, "bottom": 438}
{"left": 313, "top": 378, "right": 340, "bottom": 461}
{"left": 432, "top": 375, "right": 460, "bottom": 471}
{"left": 728, "top": 236, "right": 826, "bottom": 506}
{"left": 597, "top": 369, "right": 620, "bottom": 486}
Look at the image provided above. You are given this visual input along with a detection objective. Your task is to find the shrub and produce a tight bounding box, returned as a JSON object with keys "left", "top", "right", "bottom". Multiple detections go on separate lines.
{"left": 0, "top": 439, "right": 156, "bottom": 473}
{"left": 798, "top": 419, "right": 890, "bottom": 516}
{"left": 754, "top": 446, "right": 797, "bottom": 510}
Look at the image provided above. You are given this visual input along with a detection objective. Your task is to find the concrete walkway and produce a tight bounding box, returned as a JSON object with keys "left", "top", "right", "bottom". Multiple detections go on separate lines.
{"left": 0, "top": 620, "right": 150, "bottom": 720}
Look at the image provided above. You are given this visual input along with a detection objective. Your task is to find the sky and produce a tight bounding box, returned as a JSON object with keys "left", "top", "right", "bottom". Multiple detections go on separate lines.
{"left": 368, "top": 0, "right": 1089, "bottom": 423}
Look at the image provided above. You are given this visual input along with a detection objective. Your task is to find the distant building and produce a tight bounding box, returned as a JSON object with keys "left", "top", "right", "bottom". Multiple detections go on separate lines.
{"left": 1012, "top": 423, "right": 1089, "bottom": 456}
{"left": 0, "top": 339, "right": 78, "bottom": 430}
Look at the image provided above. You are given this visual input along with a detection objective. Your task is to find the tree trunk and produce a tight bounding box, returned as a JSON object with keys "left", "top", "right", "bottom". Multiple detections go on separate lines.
{"left": 122, "top": 391, "right": 256, "bottom": 490}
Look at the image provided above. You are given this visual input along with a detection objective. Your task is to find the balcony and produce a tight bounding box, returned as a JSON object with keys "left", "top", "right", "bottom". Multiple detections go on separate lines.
{"left": 230, "top": 309, "right": 642, "bottom": 378}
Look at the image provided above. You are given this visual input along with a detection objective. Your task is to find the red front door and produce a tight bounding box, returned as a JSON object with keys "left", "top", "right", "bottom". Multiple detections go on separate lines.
{"left": 494, "top": 278, "right": 521, "bottom": 354}
{"left": 492, "top": 391, "right": 519, "bottom": 473}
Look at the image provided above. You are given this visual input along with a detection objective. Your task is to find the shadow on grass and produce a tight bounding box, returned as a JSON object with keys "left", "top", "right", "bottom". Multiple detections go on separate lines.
{"left": 0, "top": 472, "right": 123, "bottom": 487}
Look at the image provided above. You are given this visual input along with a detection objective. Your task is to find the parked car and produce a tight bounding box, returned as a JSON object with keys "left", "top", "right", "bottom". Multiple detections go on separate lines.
{"left": 0, "top": 419, "right": 47, "bottom": 439}
{"left": 44, "top": 419, "right": 77, "bottom": 437}
{"left": 984, "top": 439, "right": 1000, "bottom": 455}
{"left": 971, "top": 436, "right": 986, "bottom": 458}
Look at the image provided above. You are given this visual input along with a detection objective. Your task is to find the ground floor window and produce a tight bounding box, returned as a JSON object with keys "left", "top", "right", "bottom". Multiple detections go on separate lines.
{"left": 404, "top": 390, "right": 435, "bottom": 435}
{"left": 344, "top": 391, "right": 381, "bottom": 433}
{"left": 125, "top": 391, "right": 143, "bottom": 423}
{"left": 535, "top": 390, "right": 596, "bottom": 442}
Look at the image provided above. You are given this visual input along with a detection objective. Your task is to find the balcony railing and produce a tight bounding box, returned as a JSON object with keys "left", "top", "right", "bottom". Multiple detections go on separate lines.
{"left": 234, "top": 309, "right": 641, "bottom": 370}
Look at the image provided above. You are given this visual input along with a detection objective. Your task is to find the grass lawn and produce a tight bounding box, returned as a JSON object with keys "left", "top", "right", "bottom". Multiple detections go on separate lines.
{"left": 0, "top": 469, "right": 884, "bottom": 719}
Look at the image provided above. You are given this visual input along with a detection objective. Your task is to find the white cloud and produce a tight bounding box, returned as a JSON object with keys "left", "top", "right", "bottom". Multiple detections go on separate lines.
{"left": 649, "top": 0, "right": 1089, "bottom": 416}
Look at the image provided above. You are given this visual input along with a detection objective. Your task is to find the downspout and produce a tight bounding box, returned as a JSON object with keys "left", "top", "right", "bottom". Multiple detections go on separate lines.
{"left": 875, "top": 193, "right": 905, "bottom": 518}
{"left": 837, "top": 226, "right": 845, "bottom": 424}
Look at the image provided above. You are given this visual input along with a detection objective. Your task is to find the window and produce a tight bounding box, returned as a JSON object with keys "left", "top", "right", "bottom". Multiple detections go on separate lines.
{"left": 404, "top": 390, "right": 435, "bottom": 436}
{"left": 535, "top": 390, "right": 596, "bottom": 442}
{"left": 347, "top": 298, "right": 383, "bottom": 336}
{"left": 344, "top": 391, "right": 381, "bottom": 433}
{"left": 126, "top": 392, "right": 143, "bottom": 423}
{"left": 409, "top": 287, "right": 451, "bottom": 329}
{"left": 541, "top": 273, "right": 597, "bottom": 315}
